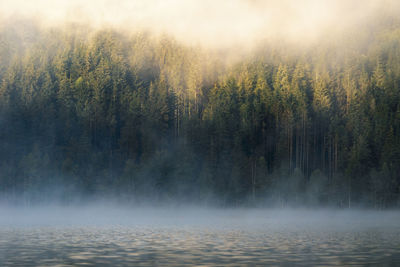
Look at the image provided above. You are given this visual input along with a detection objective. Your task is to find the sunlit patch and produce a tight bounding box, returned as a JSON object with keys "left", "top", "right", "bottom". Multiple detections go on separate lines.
{"left": 0, "top": 0, "right": 398, "bottom": 48}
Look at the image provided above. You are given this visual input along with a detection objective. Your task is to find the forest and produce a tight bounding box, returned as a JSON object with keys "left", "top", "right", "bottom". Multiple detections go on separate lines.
{"left": 0, "top": 16, "right": 399, "bottom": 208}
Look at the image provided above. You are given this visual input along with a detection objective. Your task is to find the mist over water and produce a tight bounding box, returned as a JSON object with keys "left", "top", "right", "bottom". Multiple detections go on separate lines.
{"left": 0, "top": 205, "right": 399, "bottom": 227}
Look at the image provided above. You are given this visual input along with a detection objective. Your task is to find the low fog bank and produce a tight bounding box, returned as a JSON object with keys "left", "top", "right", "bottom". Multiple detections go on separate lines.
{"left": 0, "top": 187, "right": 394, "bottom": 210}
{"left": 0, "top": 204, "right": 399, "bottom": 229}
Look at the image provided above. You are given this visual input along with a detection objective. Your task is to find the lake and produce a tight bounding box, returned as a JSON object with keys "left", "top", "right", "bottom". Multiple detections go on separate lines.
{"left": 0, "top": 207, "right": 399, "bottom": 266}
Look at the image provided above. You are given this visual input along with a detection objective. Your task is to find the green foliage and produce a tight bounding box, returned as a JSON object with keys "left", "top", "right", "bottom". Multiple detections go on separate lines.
{"left": 0, "top": 19, "right": 400, "bottom": 207}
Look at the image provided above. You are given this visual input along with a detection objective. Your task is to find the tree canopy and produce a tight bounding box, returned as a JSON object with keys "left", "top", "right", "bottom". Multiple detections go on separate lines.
{"left": 0, "top": 19, "right": 400, "bottom": 208}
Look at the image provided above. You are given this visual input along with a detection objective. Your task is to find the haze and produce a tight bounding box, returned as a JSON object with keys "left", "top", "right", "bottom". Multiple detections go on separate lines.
{"left": 1, "top": 0, "right": 399, "bottom": 48}
{"left": 1, "top": 204, "right": 399, "bottom": 229}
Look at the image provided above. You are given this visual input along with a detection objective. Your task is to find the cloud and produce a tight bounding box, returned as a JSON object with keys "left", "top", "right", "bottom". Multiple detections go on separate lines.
{"left": 0, "top": 0, "right": 398, "bottom": 48}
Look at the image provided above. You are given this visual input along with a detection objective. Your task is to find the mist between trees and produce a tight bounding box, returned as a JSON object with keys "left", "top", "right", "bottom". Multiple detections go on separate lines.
{"left": 0, "top": 16, "right": 399, "bottom": 208}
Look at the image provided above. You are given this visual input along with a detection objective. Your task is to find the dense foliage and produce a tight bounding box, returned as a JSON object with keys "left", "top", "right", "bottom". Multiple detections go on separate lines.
{"left": 1, "top": 19, "right": 400, "bottom": 207}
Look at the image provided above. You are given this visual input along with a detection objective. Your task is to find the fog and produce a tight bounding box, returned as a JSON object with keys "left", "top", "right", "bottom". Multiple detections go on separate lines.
{"left": 1, "top": 0, "right": 399, "bottom": 48}
{"left": 1, "top": 0, "right": 400, "bottom": 209}
{"left": 1, "top": 1, "right": 400, "bottom": 265}
{"left": 1, "top": 204, "right": 399, "bottom": 228}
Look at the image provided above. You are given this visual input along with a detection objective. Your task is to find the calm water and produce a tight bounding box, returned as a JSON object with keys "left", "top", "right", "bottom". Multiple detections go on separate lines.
{"left": 0, "top": 208, "right": 399, "bottom": 266}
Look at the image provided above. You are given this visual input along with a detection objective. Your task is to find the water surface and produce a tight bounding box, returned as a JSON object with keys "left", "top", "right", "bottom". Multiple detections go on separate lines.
{"left": 0, "top": 208, "right": 399, "bottom": 266}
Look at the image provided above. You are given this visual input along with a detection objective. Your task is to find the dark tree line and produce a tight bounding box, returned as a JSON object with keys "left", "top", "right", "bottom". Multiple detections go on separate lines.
{"left": 0, "top": 18, "right": 400, "bottom": 207}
